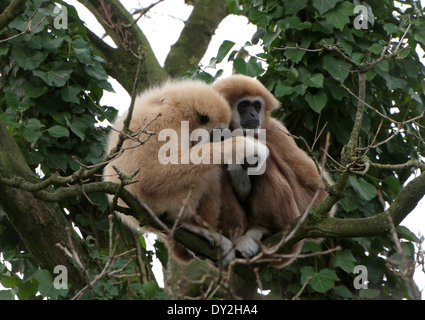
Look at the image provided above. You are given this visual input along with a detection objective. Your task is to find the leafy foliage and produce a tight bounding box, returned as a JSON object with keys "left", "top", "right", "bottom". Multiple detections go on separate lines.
{"left": 1, "top": 0, "right": 424, "bottom": 300}
{"left": 0, "top": 2, "right": 116, "bottom": 174}
{"left": 211, "top": 0, "right": 425, "bottom": 299}
{"left": 0, "top": 0, "right": 167, "bottom": 300}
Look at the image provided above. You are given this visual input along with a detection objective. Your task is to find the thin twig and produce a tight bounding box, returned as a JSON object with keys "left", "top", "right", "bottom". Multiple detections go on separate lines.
{"left": 170, "top": 186, "right": 194, "bottom": 238}
{"left": 293, "top": 276, "right": 312, "bottom": 300}
{"left": 124, "top": 0, "right": 165, "bottom": 29}
{"left": 0, "top": 11, "right": 48, "bottom": 43}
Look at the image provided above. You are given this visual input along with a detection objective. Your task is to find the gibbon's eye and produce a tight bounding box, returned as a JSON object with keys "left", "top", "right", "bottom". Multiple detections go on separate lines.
{"left": 237, "top": 100, "right": 251, "bottom": 111}
{"left": 199, "top": 114, "right": 210, "bottom": 125}
{"left": 253, "top": 100, "right": 262, "bottom": 113}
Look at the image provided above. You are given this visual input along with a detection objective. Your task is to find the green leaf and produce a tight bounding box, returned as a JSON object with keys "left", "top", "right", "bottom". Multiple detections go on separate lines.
{"left": 34, "top": 269, "right": 68, "bottom": 299}
{"left": 381, "top": 74, "right": 407, "bottom": 90}
{"left": 23, "top": 118, "right": 43, "bottom": 142}
{"left": 275, "top": 81, "right": 294, "bottom": 97}
{"left": 248, "top": 8, "right": 269, "bottom": 28}
{"left": 25, "top": 118, "right": 43, "bottom": 130}
{"left": 23, "top": 129, "right": 42, "bottom": 143}
{"left": 233, "top": 57, "right": 264, "bottom": 77}
{"left": 376, "top": 60, "right": 389, "bottom": 72}
{"left": 306, "top": 73, "right": 324, "bottom": 88}
{"left": 16, "top": 280, "right": 38, "bottom": 300}
{"left": 313, "top": 0, "right": 343, "bottom": 15}
{"left": 294, "top": 84, "right": 308, "bottom": 95}
{"left": 154, "top": 240, "right": 168, "bottom": 269}
{"left": 96, "top": 80, "right": 115, "bottom": 92}
{"left": 48, "top": 125, "right": 69, "bottom": 138}
{"left": 284, "top": 46, "right": 306, "bottom": 63}
{"left": 335, "top": 285, "right": 353, "bottom": 298}
{"left": 24, "top": 81, "right": 47, "bottom": 98}
{"left": 301, "top": 267, "right": 339, "bottom": 293}
{"left": 25, "top": 150, "right": 44, "bottom": 166}
{"left": 284, "top": 0, "right": 308, "bottom": 14}
{"left": 333, "top": 250, "right": 357, "bottom": 273}
{"left": 349, "top": 176, "right": 377, "bottom": 201}
{"left": 263, "top": 30, "right": 280, "bottom": 50}
{"left": 1, "top": 276, "right": 20, "bottom": 288}
{"left": 9, "top": 15, "right": 27, "bottom": 31}
{"left": 383, "top": 176, "right": 401, "bottom": 199}
{"left": 4, "top": 92, "right": 20, "bottom": 109}
{"left": 323, "top": 55, "right": 350, "bottom": 82}
{"left": 305, "top": 91, "right": 328, "bottom": 113}
{"left": 0, "top": 290, "right": 15, "bottom": 300}
{"left": 0, "top": 47, "right": 9, "bottom": 56}
{"left": 52, "top": 112, "right": 71, "bottom": 126}
{"left": 61, "top": 85, "right": 80, "bottom": 104}
{"left": 216, "top": 40, "right": 235, "bottom": 63}
{"left": 73, "top": 40, "right": 92, "bottom": 64}
{"left": 278, "top": 16, "right": 311, "bottom": 30}
{"left": 68, "top": 118, "right": 88, "bottom": 140}
{"left": 84, "top": 61, "right": 108, "bottom": 80}
{"left": 11, "top": 46, "right": 45, "bottom": 70}
{"left": 226, "top": 0, "right": 240, "bottom": 14}
{"left": 139, "top": 235, "right": 147, "bottom": 249}
{"left": 246, "top": 57, "right": 265, "bottom": 76}
{"left": 141, "top": 280, "right": 159, "bottom": 299}
{"left": 302, "top": 240, "right": 322, "bottom": 253}
{"left": 383, "top": 23, "right": 399, "bottom": 35}
{"left": 359, "top": 289, "right": 380, "bottom": 299}
{"left": 41, "top": 34, "right": 64, "bottom": 51}
{"left": 338, "top": 189, "right": 358, "bottom": 212}
{"left": 33, "top": 63, "right": 72, "bottom": 87}
{"left": 323, "top": 1, "right": 354, "bottom": 31}
{"left": 396, "top": 226, "right": 419, "bottom": 242}
{"left": 414, "top": 29, "right": 425, "bottom": 47}
{"left": 368, "top": 43, "right": 383, "bottom": 55}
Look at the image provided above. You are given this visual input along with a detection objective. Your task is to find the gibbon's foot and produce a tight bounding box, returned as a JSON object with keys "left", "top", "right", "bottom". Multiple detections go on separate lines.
{"left": 234, "top": 235, "right": 260, "bottom": 258}
{"left": 234, "top": 226, "right": 270, "bottom": 258}
{"left": 181, "top": 224, "right": 236, "bottom": 266}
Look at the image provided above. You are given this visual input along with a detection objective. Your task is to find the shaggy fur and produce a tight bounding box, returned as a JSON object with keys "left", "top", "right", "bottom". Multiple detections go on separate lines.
{"left": 213, "top": 75, "right": 328, "bottom": 266}
{"left": 103, "top": 79, "right": 269, "bottom": 264}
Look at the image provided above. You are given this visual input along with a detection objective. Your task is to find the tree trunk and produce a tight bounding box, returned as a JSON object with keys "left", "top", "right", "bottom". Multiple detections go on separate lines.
{"left": 0, "top": 119, "right": 92, "bottom": 289}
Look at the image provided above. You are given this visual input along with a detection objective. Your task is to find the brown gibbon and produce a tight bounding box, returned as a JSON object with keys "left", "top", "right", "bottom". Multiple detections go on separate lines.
{"left": 103, "top": 79, "right": 269, "bottom": 265}
{"left": 212, "top": 75, "right": 328, "bottom": 266}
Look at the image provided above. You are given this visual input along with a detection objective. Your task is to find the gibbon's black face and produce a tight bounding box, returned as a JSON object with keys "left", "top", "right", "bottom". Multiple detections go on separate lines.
{"left": 236, "top": 97, "right": 263, "bottom": 129}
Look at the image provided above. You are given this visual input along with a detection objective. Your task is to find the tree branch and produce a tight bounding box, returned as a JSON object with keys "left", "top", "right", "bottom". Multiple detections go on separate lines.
{"left": 0, "top": 0, "right": 27, "bottom": 32}
{"left": 264, "top": 170, "right": 425, "bottom": 253}
{"left": 163, "top": 0, "right": 228, "bottom": 76}
{"left": 77, "top": 0, "right": 167, "bottom": 92}
{"left": 0, "top": 119, "right": 94, "bottom": 289}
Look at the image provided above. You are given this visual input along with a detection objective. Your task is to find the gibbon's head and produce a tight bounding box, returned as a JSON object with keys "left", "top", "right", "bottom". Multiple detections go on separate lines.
{"left": 212, "top": 75, "right": 279, "bottom": 131}
{"left": 141, "top": 79, "right": 232, "bottom": 135}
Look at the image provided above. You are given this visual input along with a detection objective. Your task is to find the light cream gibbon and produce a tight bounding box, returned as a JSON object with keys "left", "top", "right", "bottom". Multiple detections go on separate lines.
{"left": 103, "top": 79, "right": 269, "bottom": 265}
{"left": 212, "top": 75, "right": 328, "bottom": 266}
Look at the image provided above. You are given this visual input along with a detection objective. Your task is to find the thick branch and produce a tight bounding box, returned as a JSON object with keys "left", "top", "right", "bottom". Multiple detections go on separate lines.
{"left": 368, "top": 159, "right": 425, "bottom": 171}
{"left": 163, "top": 0, "right": 228, "bottom": 76}
{"left": 78, "top": 0, "right": 167, "bottom": 92}
{"left": 265, "top": 171, "right": 425, "bottom": 251}
{"left": 0, "top": 0, "right": 26, "bottom": 32}
{"left": 343, "top": 72, "right": 366, "bottom": 163}
{"left": 32, "top": 180, "right": 223, "bottom": 261}
{"left": 0, "top": 119, "right": 93, "bottom": 289}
